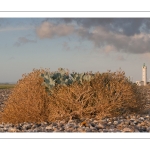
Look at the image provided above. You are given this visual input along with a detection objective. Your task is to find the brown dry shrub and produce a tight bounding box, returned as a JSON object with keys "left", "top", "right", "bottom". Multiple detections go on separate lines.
{"left": 0, "top": 69, "right": 50, "bottom": 124}
{"left": 46, "top": 82, "right": 94, "bottom": 122}
{"left": 139, "top": 85, "right": 150, "bottom": 114}
{"left": 0, "top": 69, "right": 148, "bottom": 124}
{"left": 46, "top": 70, "right": 147, "bottom": 121}
{"left": 90, "top": 71, "right": 147, "bottom": 119}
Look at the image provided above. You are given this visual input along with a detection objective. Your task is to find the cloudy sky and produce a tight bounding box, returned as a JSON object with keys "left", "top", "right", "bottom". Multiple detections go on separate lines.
{"left": 1, "top": 18, "right": 150, "bottom": 83}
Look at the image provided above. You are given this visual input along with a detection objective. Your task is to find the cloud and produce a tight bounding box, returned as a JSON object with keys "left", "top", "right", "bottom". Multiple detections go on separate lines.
{"left": 36, "top": 19, "right": 150, "bottom": 54}
{"left": 36, "top": 22, "right": 75, "bottom": 39}
{"left": 76, "top": 26, "right": 150, "bottom": 54}
{"left": 61, "top": 18, "right": 150, "bottom": 36}
{"left": 14, "top": 37, "right": 36, "bottom": 47}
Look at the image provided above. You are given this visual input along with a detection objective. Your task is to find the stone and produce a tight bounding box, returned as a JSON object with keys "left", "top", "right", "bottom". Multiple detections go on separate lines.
{"left": 53, "top": 129, "right": 61, "bottom": 132}
{"left": 41, "top": 122, "right": 48, "bottom": 127}
{"left": 130, "top": 118, "right": 135, "bottom": 122}
{"left": 102, "top": 129, "right": 108, "bottom": 132}
{"left": 124, "top": 121, "right": 130, "bottom": 125}
{"left": 139, "top": 117, "right": 145, "bottom": 121}
{"left": 133, "top": 120, "right": 138, "bottom": 124}
{"left": 67, "top": 123, "right": 76, "bottom": 128}
{"left": 139, "top": 122, "right": 146, "bottom": 126}
{"left": 119, "top": 119, "right": 124, "bottom": 123}
{"left": 98, "top": 129, "right": 103, "bottom": 132}
{"left": 59, "top": 127, "right": 65, "bottom": 132}
{"left": 5, "top": 124, "right": 12, "bottom": 128}
{"left": 65, "top": 128, "right": 75, "bottom": 132}
{"left": 31, "top": 124, "right": 38, "bottom": 129}
{"left": 114, "top": 130, "right": 122, "bottom": 132}
{"left": 0, "top": 124, "right": 4, "bottom": 128}
{"left": 22, "top": 124, "right": 32, "bottom": 130}
{"left": 51, "top": 122, "right": 57, "bottom": 127}
{"left": 32, "top": 128, "right": 42, "bottom": 132}
{"left": 113, "top": 121, "right": 118, "bottom": 125}
{"left": 95, "top": 123, "right": 105, "bottom": 129}
{"left": 126, "top": 116, "right": 131, "bottom": 119}
{"left": 146, "top": 127, "right": 150, "bottom": 132}
{"left": 0, "top": 128, "right": 4, "bottom": 132}
{"left": 8, "top": 127, "right": 17, "bottom": 132}
{"left": 141, "top": 126, "right": 147, "bottom": 132}
{"left": 38, "top": 127, "right": 46, "bottom": 132}
{"left": 59, "top": 120, "right": 66, "bottom": 124}
{"left": 132, "top": 115, "right": 136, "bottom": 118}
{"left": 46, "top": 126, "right": 53, "bottom": 130}
{"left": 106, "top": 118, "right": 110, "bottom": 122}
{"left": 16, "top": 124, "right": 22, "bottom": 130}
{"left": 90, "top": 122, "right": 95, "bottom": 127}
{"left": 36, "top": 123, "right": 42, "bottom": 127}
{"left": 85, "top": 128, "right": 92, "bottom": 132}
{"left": 93, "top": 120, "right": 99, "bottom": 124}
{"left": 134, "top": 129, "right": 140, "bottom": 132}
{"left": 123, "top": 128, "right": 133, "bottom": 132}
{"left": 109, "top": 125, "right": 115, "bottom": 129}
{"left": 73, "top": 125, "right": 79, "bottom": 129}
{"left": 3, "top": 127, "right": 8, "bottom": 131}
{"left": 107, "top": 122, "right": 112, "bottom": 125}
{"left": 108, "top": 129, "right": 115, "bottom": 132}
{"left": 113, "top": 117, "right": 117, "bottom": 120}
{"left": 130, "top": 122, "right": 135, "bottom": 126}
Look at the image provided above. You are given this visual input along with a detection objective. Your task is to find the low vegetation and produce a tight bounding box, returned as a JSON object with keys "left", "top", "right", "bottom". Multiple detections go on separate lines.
{"left": 0, "top": 68, "right": 148, "bottom": 124}
{"left": 0, "top": 84, "right": 15, "bottom": 89}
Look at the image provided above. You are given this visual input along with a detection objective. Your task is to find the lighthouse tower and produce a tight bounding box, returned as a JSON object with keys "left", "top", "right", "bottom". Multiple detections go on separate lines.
{"left": 142, "top": 63, "right": 147, "bottom": 86}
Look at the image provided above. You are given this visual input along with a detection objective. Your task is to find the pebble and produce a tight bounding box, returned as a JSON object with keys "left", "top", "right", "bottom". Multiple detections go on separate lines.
{"left": 123, "top": 127, "right": 133, "bottom": 132}
{"left": 0, "top": 114, "right": 150, "bottom": 132}
{"left": 45, "top": 126, "right": 53, "bottom": 130}
{"left": 0, "top": 89, "right": 12, "bottom": 112}
{"left": 95, "top": 123, "right": 105, "bottom": 129}
{"left": 113, "top": 121, "right": 118, "bottom": 125}
{"left": 8, "top": 127, "right": 18, "bottom": 132}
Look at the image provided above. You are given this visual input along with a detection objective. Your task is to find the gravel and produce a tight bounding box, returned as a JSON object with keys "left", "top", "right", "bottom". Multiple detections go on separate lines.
{"left": 0, "top": 89, "right": 12, "bottom": 112}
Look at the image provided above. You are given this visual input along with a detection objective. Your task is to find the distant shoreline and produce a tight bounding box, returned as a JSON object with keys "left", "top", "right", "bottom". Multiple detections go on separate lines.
{"left": 0, "top": 82, "right": 16, "bottom": 84}
{"left": 0, "top": 84, "right": 15, "bottom": 89}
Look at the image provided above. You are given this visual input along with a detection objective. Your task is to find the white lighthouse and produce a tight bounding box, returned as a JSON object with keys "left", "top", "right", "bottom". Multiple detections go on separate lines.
{"left": 142, "top": 63, "right": 147, "bottom": 86}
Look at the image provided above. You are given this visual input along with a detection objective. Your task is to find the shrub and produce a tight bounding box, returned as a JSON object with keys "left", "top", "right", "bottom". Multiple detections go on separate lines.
{"left": 0, "top": 68, "right": 148, "bottom": 124}
{"left": 46, "top": 70, "right": 147, "bottom": 121}
{"left": 0, "top": 69, "right": 50, "bottom": 124}
{"left": 89, "top": 70, "right": 147, "bottom": 118}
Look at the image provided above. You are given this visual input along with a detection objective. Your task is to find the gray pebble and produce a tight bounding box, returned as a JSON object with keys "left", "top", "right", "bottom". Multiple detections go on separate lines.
{"left": 113, "top": 121, "right": 118, "bottom": 125}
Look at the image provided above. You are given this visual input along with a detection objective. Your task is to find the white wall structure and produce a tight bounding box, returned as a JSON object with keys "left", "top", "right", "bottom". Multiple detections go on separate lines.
{"left": 136, "top": 81, "right": 144, "bottom": 86}
{"left": 142, "top": 63, "right": 147, "bottom": 86}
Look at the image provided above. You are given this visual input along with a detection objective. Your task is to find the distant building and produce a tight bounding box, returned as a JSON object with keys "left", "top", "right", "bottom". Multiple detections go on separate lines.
{"left": 136, "top": 81, "right": 144, "bottom": 86}
{"left": 136, "top": 63, "right": 148, "bottom": 86}
{"left": 142, "top": 63, "right": 147, "bottom": 86}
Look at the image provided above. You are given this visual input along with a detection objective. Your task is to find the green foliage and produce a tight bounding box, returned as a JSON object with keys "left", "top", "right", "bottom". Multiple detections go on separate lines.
{"left": 40, "top": 68, "right": 95, "bottom": 93}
